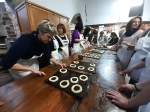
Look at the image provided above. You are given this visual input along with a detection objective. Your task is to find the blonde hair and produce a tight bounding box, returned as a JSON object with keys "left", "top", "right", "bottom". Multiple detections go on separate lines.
{"left": 36, "top": 19, "right": 57, "bottom": 35}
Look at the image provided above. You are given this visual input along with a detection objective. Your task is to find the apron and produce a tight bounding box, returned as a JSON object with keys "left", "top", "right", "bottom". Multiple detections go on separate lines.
{"left": 117, "top": 32, "right": 140, "bottom": 70}
{"left": 79, "top": 34, "right": 89, "bottom": 49}
{"left": 72, "top": 32, "right": 82, "bottom": 54}
{"left": 56, "top": 35, "right": 69, "bottom": 60}
{"left": 128, "top": 37, "right": 150, "bottom": 81}
{"left": 9, "top": 54, "right": 43, "bottom": 80}
{"left": 51, "top": 37, "right": 60, "bottom": 60}
{"left": 72, "top": 43, "right": 81, "bottom": 54}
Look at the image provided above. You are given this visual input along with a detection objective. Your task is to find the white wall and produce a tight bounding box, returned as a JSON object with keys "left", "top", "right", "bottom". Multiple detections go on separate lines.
{"left": 143, "top": 0, "right": 150, "bottom": 21}
{"left": 85, "top": 0, "right": 150, "bottom": 25}
{"left": 29, "top": 0, "right": 150, "bottom": 25}
{"left": 29, "top": 0, "right": 86, "bottom": 25}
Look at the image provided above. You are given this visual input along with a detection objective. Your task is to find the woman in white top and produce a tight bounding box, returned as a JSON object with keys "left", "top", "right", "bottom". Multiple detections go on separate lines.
{"left": 79, "top": 29, "right": 90, "bottom": 49}
{"left": 127, "top": 29, "right": 150, "bottom": 83}
{"left": 55, "top": 23, "right": 69, "bottom": 60}
{"left": 106, "top": 52, "right": 150, "bottom": 112}
{"left": 117, "top": 16, "right": 143, "bottom": 70}
{"left": 106, "top": 78, "right": 150, "bottom": 112}
{"left": 97, "top": 31, "right": 107, "bottom": 44}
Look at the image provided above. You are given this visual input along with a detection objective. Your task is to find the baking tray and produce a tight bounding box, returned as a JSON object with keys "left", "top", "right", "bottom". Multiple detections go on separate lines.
{"left": 94, "top": 45, "right": 108, "bottom": 49}
{"left": 89, "top": 49, "right": 105, "bottom": 54}
{"left": 67, "top": 60, "right": 96, "bottom": 73}
{"left": 82, "top": 53, "right": 101, "bottom": 60}
{"left": 44, "top": 69, "right": 91, "bottom": 98}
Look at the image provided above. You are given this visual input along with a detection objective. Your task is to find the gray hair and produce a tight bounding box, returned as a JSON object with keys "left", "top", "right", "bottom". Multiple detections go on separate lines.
{"left": 36, "top": 19, "right": 57, "bottom": 35}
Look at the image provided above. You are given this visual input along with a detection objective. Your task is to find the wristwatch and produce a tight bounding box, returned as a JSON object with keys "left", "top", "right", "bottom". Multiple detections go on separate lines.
{"left": 134, "top": 83, "right": 140, "bottom": 91}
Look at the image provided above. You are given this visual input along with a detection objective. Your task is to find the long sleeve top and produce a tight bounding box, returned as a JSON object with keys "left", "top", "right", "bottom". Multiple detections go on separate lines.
{"left": 118, "top": 30, "right": 143, "bottom": 45}
{"left": 108, "top": 37, "right": 119, "bottom": 45}
{"left": 1, "top": 31, "right": 52, "bottom": 69}
{"left": 70, "top": 30, "right": 80, "bottom": 47}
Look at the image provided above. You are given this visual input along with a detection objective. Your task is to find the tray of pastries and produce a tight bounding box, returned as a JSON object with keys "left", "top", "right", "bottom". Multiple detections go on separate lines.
{"left": 67, "top": 60, "right": 96, "bottom": 73}
{"left": 82, "top": 52, "right": 101, "bottom": 59}
{"left": 44, "top": 69, "right": 91, "bottom": 98}
{"left": 89, "top": 49, "right": 105, "bottom": 54}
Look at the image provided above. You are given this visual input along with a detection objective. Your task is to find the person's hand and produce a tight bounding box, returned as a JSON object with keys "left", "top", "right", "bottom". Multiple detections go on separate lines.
{"left": 55, "top": 61, "right": 66, "bottom": 67}
{"left": 106, "top": 91, "right": 130, "bottom": 108}
{"left": 70, "top": 48, "right": 74, "bottom": 54}
{"left": 31, "top": 69, "right": 46, "bottom": 76}
{"left": 0, "top": 101, "right": 4, "bottom": 106}
{"left": 119, "top": 84, "right": 135, "bottom": 92}
{"left": 119, "top": 66, "right": 134, "bottom": 76}
{"left": 122, "top": 41, "right": 130, "bottom": 46}
{"left": 81, "top": 39, "right": 86, "bottom": 42}
{"left": 63, "top": 51, "right": 68, "bottom": 57}
{"left": 117, "top": 45, "right": 122, "bottom": 49}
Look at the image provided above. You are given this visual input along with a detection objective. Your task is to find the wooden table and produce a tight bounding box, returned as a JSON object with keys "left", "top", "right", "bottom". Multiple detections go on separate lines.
{"left": 0, "top": 48, "right": 126, "bottom": 112}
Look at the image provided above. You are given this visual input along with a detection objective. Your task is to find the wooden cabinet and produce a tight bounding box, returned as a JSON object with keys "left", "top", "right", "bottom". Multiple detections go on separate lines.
{"left": 15, "top": 0, "right": 70, "bottom": 36}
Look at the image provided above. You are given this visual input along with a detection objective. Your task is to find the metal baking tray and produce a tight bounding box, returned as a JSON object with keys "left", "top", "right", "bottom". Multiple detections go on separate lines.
{"left": 44, "top": 69, "right": 91, "bottom": 98}
{"left": 81, "top": 53, "right": 101, "bottom": 60}
{"left": 67, "top": 60, "right": 96, "bottom": 73}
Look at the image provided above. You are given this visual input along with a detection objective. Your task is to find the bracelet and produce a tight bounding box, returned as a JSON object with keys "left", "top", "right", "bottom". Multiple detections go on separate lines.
{"left": 134, "top": 83, "right": 140, "bottom": 91}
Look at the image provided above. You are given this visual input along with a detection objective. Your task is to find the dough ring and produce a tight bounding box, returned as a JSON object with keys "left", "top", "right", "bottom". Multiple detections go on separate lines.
{"left": 73, "top": 61, "right": 79, "bottom": 64}
{"left": 59, "top": 68, "right": 67, "bottom": 73}
{"left": 79, "top": 75, "right": 88, "bottom": 81}
{"left": 78, "top": 66, "right": 85, "bottom": 70}
{"left": 82, "top": 54, "right": 85, "bottom": 56}
{"left": 87, "top": 55, "right": 91, "bottom": 58}
{"left": 90, "top": 63, "right": 96, "bottom": 67}
{"left": 70, "top": 64, "right": 76, "bottom": 68}
{"left": 96, "top": 54, "right": 100, "bottom": 57}
{"left": 88, "top": 67, "right": 94, "bottom": 71}
{"left": 60, "top": 80, "right": 70, "bottom": 88}
{"left": 70, "top": 77, "right": 79, "bottom": 83}
{"left": 49, "top": 76, "right": 59, "bottom": 82}
{"left": 71, "top": 84, "right": 82, "bottom": 93}
{"left": 85, "top": 53, "right": 90, "bottom": 55}
{"left": 95, "top": 56, "right": 99, "bottom": 59}
{"left": 100, "top": 50, "right": 104, "bottom": 53}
